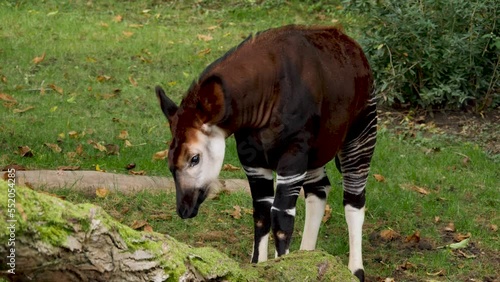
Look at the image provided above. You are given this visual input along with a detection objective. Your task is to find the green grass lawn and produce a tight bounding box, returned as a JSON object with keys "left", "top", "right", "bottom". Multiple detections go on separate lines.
{"left": 1, "top": 1, "right": 499, "bottom": 281}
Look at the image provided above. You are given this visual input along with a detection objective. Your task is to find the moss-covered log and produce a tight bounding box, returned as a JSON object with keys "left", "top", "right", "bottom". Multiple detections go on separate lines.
{"left": 0, "top": 180, "right": 355, "bottom": 281}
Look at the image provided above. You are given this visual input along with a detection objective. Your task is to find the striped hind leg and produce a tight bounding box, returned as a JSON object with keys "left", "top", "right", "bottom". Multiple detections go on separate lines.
{"left": 300, "top": 167, "right": 331, "bottom": 250}
{"left": 337, "top": 100, "right": 377, "bottom": 282}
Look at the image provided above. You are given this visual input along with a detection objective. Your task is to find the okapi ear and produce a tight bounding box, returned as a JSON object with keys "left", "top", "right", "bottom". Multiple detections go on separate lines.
{"left": 155, "top": 85, "right": 178, "bottom": 122}
{"left": 197, "top": 76, "right": 227, "bottom": 123}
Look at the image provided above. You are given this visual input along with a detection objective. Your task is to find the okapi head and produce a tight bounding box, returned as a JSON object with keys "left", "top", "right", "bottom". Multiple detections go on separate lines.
{"left": 155, "top": 76, "right": 228, "bottom": 219}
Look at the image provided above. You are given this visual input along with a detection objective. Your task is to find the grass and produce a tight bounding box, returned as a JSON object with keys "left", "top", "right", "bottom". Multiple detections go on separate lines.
{"left": 1, "top": 1, "right": 499, "bottom": 281}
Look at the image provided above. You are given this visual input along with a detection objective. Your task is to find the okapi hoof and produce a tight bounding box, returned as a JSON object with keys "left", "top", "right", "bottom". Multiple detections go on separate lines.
{"left": 354, "top": 269, "right": 365, "bottom": 282}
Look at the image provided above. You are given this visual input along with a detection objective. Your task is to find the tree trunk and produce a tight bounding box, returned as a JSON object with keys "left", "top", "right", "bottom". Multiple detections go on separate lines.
{"left": 0, "top": 180, "right": 355, "bottom": 282}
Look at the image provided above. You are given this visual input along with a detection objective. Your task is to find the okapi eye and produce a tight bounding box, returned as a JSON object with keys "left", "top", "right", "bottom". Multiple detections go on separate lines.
{"left": 190, "top": 154, "right": 200, "bottom": 167}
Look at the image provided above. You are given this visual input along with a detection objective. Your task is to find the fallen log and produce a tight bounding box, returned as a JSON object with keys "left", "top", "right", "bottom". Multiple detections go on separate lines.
{"left": 0, "top": 180, "right": 355, "bottom": 281}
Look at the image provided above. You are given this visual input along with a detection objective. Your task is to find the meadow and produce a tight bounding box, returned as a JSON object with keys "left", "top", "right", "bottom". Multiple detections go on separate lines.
{"left": 1, "top": 1, "right": 498, "bottom": 281}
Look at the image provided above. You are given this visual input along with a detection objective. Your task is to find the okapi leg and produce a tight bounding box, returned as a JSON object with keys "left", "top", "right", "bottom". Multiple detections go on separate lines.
{"left": 243, "top": 166, "right": 274, "bottom": 263}
{"left": 300, "top": 167, "right": 331, "bottom": 250}
{"left": 271, "top": 172, "right": 306, "bottom": 257}
{"left": 337, "top": 98, "right": 377, "bottom": 282}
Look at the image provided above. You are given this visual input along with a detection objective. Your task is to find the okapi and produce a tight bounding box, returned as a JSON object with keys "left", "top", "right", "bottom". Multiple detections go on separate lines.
{"left": 155, "top": 25, "right": 377, "bottom": 281}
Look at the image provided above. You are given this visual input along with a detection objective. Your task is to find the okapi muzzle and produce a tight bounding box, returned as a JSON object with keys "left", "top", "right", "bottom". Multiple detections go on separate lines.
{"left": 174, "top": 177, "right": 208, "bottom": 219}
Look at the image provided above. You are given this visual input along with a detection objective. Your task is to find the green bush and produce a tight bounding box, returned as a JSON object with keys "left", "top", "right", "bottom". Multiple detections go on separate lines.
{"left": 344, "top": 0, "right": 499, "bottom": 110}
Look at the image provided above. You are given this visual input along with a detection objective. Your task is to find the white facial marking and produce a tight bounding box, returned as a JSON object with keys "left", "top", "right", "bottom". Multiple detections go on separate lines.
{"left": 345, "top": 204, "right": 365, "bottom": 273}
{"left": 176, "top": 125, "right": 226, "bottom": 189}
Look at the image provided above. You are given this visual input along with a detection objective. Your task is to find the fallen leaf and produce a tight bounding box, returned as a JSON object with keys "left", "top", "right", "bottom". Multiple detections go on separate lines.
{"left": 152, "top": 149, "right": 168, "bottom": 160}
{"left": 198, "top": 48, "right": 212, "bottom": 56}
{"left": 13, "top": 106, "right": 35, "bottom": 113}
{"left": 125, "top": 163, "right": 136, "bottom": 170}
{"left": 122, "top": 31, "right": 134, "bottom": 37}
{"left": 95, "top": 187, "right": 110, "bottom": 198}
{"left": 1, "top": 75, "right": 7, "bottom": 83}
{"left": 383, "top": 278, "right": 395, "bottom": 282}
{"left": 444, "top": 222, "right": 456, "bottom": 232}
{"left": 130, "top": 220, "right": 148, "bottom": 230}
{"left": 489, "top": 224, "right": 498, "bottom": 232}
{"left": 222, "top": 164, "right": 240, "bottom": 171}
{"left": 57, "top": 166, "right": 80, "bottom": 171}
{"left": 129, "top": 170, "right": 146, "bottom": 175}
{"left": 113, "top": 15, "right": 123, "bottom": 22}
{"left": 66, "top": 152, "right": 77, "bottom": 159}
{"left": 426, "top": 269, "right": 445, "bottom": 276}
{"left": 68, "top": 131, "right": 79, "bottom": 139}
{"left": 118, "top": 130, "right": 129, "bottom": 140}
{"left": 128, "top": 76, "right": 138, "bottom": 87}
{"left": 76, "top": 144, "right": 84, "bottom": 155}
{"left": 462, "top": 157, "right": 470, "bottom": 166}
{"left": 44, "top": 143, "right": 62, "bottom": 153}
{"left": 380, "top": 229, "right": 400, "bottom": 241}
{"left": 207, "top": 25, "right": 218, "bottom": 30}
{"left": 91, "top": 142, "right": 107, "bottom": 152}
{"left": 453, "top": 232, "right": 471, "bottom": 242}
{"left": 405, "top": 230, "right": 421, "bottom": 243}
{"left": 124, "top": 140, "right": 133, "bottom": 147}
{"left": 322, "top": 204, "right": 332, "bottom": 223}
{"left": 100, "top": 22, "right": 109, "bottom": 28}
{"left": 197, "top": 34, "right": 213, "bottom": 41}
{"left": 400, "top": 183, "right": 430, "bottom": 195}
{"left": 48, "top": 83, "right": 63, "bottom": 94}
{"left": 95, "top": 164, "right": 105, "bottom": 172}
{"left": 434, "top": 216, "right": 441, "bottom": 223}
{"left": 105, "top": 144, "right": 120, "bottom": 155}
{"left": 32, "top": 52, "right": 46, "bottom": 64}
{"left": 0, "top": 93, "right": 17, "bottom": 103}
{"left": 448, "top": 237, "right": 470, "bottom": 249}
{"left": 457, "top": 249, "right": 476, "bottom": 259}
{"left": 143, "top": 224, "right": 153, "bottom": 233}
{"left": 18, "top": 146, "right": 33, "bottom": 157}
{"left": 128, "top": 24, "right": 144, "bottom": 28}
{"left": 97, "top": 75, "right": 112, "bottom": 82}
{"left": 398, "top": 260, "right": 416, "bottom": 270}
{"left": 373, "top": 174, "right": 385, "bottom": 182}
{"left": 228, "top": 205, "right": 242, "bottom": 219}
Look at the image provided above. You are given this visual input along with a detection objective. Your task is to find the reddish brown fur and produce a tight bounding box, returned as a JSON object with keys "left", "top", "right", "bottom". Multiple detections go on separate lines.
{"left": 170, "top": 25, "right": 373, "bottom": 170}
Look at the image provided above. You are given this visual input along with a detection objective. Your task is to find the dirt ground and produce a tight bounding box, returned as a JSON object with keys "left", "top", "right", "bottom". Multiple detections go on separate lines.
{"left": 378, "top": 107, "right": 500, "bottom": 155}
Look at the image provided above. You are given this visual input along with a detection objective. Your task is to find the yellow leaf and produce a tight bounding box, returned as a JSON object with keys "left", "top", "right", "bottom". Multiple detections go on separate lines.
{"left": 128, "top": 76, "right": 138, "bottom": 87}
{"left": 117, "top": 130, "right": 129, "bottom": 140}
{"left": 122, "top": 31, "right": 134, "bottom": 38}
{"left": 380, "top": 229, "right": 400, "bottom": 241}
{"left": 143, "top": 224, "right": 153, "bottom": 233}
{"left": 167, "top": 81, "right": 177, "bottom": 86}
{"left": 95, "top": 164, "right": 104, "bottom": 172}
{"left": 13, "top": 106, "right": 35, "bottom": 113}
{"left": 97, "top": 75, "right": 111, "bottom": 82}
{"left": 152, "top": 149, "right": 168, "bottom": 160}
{"left": 48, "top": 83, "right": 63, "bottom": 94}
{"left": 197, "top": 34, "right": 213, "bottom": 41}
{"left": 44, "top": 143, "right": 62, "bottom": 153}
{"left": 50, "top": 106, "right": 58, "bottom": 112}
{"left": 322, "top": 204, "right": 332, "bottom": 223}
{"left": 128, "top": 24, "right": 143, "bottom": 28}
{"left": 68, "top": 131, "right": 79, "bottom": 139}
{"left": 222, "top": 164, "right": 240, "bottom": 171}
{"left": 99, "top": 22, "right": 109, "bottom": 28}
{"left": 124, "top": 140, "right": 133, "bottom": 147}
{"left": 0, "top": 93, "right": 17, "bottom": 103}
{"left": 373, "top": 174, "right": 385, "bottom": 182}
{"left": 95, "top": 187, "right": 110, "bottom": 198}
{"left": 32, "top": 52, "right": 46, "bottom": 64}
{"left": 113, "top": 15, "right": 123, "bottom": 22}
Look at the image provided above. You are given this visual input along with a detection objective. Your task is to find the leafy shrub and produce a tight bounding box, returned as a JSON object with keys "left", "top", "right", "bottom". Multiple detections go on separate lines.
{"left": 343, "top": 0, "right": 499, "bottom": 110}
